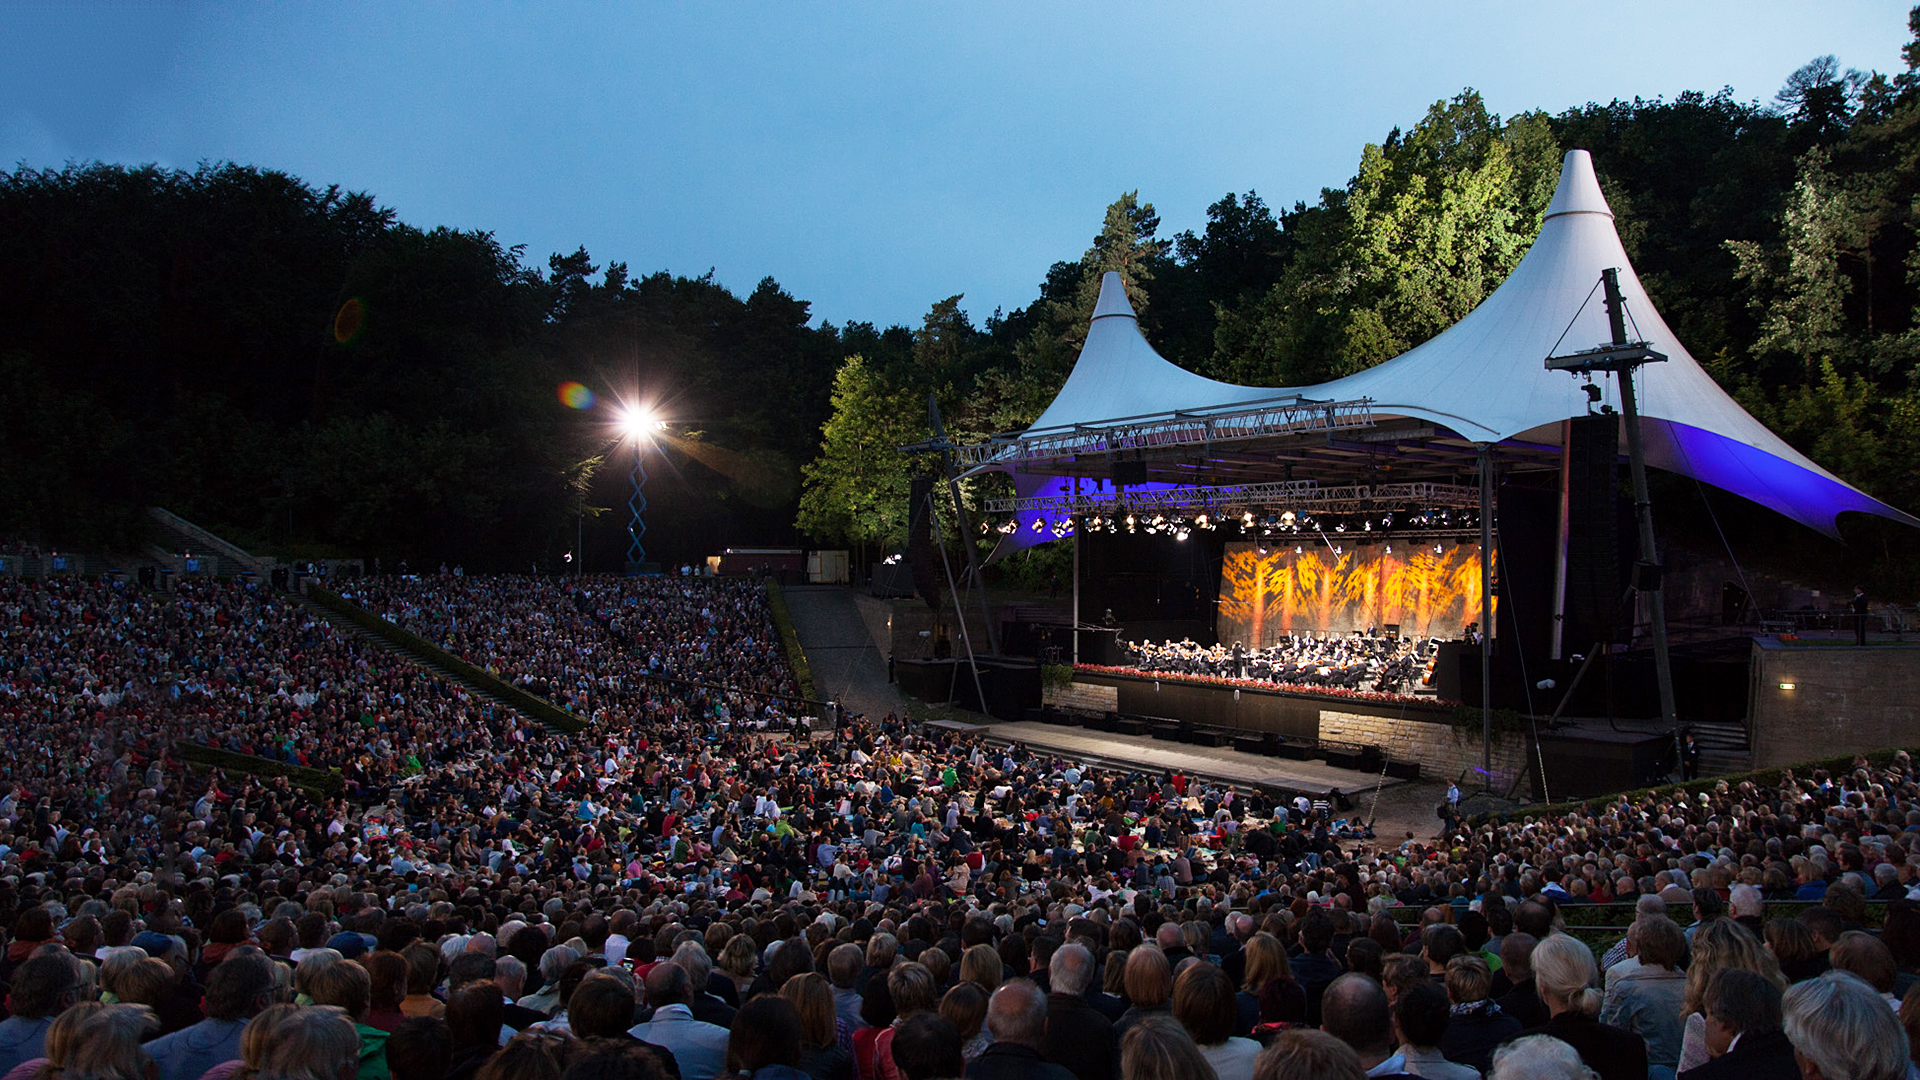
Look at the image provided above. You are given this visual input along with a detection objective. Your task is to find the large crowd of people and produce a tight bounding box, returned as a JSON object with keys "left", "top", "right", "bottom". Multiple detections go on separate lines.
{"left": 1, "top": 569, "right": 1918, "bottom": 1080}
{"left": 1126, "top": 633, "right": 1442, "bottom": 694}
{"left": 346, "top": 576, "right": 800, "bottom": 722}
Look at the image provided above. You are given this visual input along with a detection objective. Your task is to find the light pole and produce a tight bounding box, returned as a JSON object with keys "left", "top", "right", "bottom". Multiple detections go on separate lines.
{"left": 619, "top": 406, "right": 665, "bottom": 574}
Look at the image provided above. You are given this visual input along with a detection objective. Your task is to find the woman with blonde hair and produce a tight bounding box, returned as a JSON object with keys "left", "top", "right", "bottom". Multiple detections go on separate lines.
{"left": 917, "top": 948, "right": 950, "bottom": 990}
{"left": 41, "top": 1003, "right": 159, "bottom": 1080}
{"left": 1675, "top": 918, "right": 1785, "bottom": 1073}
{"left": 1116, "top": 946, "right": 1174, "bottom": 1038}
{"left": 937, "top": 982, "right": 990, "bottom": 1066}
{"left": 958, "top": 945, "right": 1001, "bottom": 995}
{"left": 715, "top": 934, "right": 759, "bottom": 1001}
{"left": 1530, "top": 934, "right": 1646, "bottom": 1080}
{"left": 290, "top": 949, "right": 342, "bottom": 1007}
{"left": 257, "top": 1007, "right": 361, "bottom": 1080}
{"left": 1239, "top": 934, "right": 1304, "bottom": 1028}
{"left": 1119, "top": 1014, "right": 1219, "bottom": 1080}
{"left": 778, "top": 972, "right": 851, "bottom": 1080}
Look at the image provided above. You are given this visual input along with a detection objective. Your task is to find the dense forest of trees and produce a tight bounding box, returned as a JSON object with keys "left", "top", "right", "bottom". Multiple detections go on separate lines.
{"left": 4, "top": 9, "right": 1919, "bottom": 582}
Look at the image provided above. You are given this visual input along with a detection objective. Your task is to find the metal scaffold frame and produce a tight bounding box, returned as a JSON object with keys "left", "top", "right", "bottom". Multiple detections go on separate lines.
{"left": 953, "top": 395, "right": 1377, "bottom": 468}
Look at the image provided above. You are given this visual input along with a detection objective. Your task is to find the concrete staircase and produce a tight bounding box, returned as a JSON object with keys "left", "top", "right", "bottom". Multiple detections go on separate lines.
{"left": 146, "top": 507, "right": 273, "bottom": 578}
{"left": 1690, "top": 720, "right": 1752, "bottom": 776}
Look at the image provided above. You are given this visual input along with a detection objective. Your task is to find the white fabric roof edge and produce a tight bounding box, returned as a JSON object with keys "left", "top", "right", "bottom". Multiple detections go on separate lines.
{"left": 995, "top": 151, "right": 1917, "bottom": 540}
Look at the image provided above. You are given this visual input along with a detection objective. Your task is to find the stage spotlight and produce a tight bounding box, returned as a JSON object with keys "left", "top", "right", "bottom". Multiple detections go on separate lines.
{"left": 1281, "top": 510, "right": 1295, "bottom": 525}
{"left": 1333, "top": 544, "right": 1343, "bottom": 555}
{"left": 1363, "top": 519, "right": 1372, "bottom": 532}
{"left": 1030, "top": 517, "right": 1046, "bottom": 533}
{"left": 1382, "top": 512, "right": 1394, "bottom": 527}
{"left": 1125, "top": 514, "right": 1137, "bottom": 533}
{"left": 1255, "top": 543, "right": 1269, "bottom": 555}
{"left": 1295, "top": 545, "right": 1304, "bottom": 554}
{"left": 1433, "top": 543, "right": 1444, "bottom": 554}
{"left": 1385, "top": 544, "right": 1392, "bottom": 554}
{"left": 1175, "top": 527, "right": 1190, "bottom": 541}
{"left": 1194, "top": 513, "right": 1209, "bottom": 529}
{"left": 1241, "top": 511, "right": 1255, "bottom": 528}
{"left": 998, "top": 519, "right": 1019, "bottom": 535}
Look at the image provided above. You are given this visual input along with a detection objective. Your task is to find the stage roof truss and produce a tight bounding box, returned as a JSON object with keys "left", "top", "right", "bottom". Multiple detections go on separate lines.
{"left": 988, "top": 480, "right": 1483, "bottom": 518}
{"left": 953, "top": 395, "right": 1377, "bottom": 470}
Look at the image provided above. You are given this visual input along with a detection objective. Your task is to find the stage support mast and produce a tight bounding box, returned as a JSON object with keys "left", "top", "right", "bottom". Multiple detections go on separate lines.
{"left": 1547, "top": 268, "right": 1681, "bottom": 750}
{"left": 1478, "top": 445, "right": 1495, "bottom": 787}
{"left": 1072, "top": 478, "right": 1081, "bottom": 667}
{"left": 1551, "top": 420, "right": 1571, "bottom": 660}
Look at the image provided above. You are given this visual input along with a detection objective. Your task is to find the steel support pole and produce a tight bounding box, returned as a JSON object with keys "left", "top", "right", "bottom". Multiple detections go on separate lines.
{"left": 1602, "top": 270, "right": 1680, "bottom": 741}
{"left": 1479, "top": 446, "right": 1495, "bottom": 787}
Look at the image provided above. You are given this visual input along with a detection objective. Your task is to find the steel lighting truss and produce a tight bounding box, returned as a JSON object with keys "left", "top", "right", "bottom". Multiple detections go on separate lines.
{"left": 988, "top": 480, "right": 1481, "bottom": 519}
{"left": 952, "top": 395, "right": 1377, "bottom": 468}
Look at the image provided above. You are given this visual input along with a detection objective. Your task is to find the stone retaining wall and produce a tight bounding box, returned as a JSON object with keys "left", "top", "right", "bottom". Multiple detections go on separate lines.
{"left": 1045, "top": 682, "right": 1120, "bottom": 713}
{"left": 1319, "top": 710, "right": 1530, "bottom": 790}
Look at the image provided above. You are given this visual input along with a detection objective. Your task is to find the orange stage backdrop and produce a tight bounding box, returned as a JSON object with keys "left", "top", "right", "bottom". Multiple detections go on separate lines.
{"left": 1216, "top": 542, "right": 1486, "bottom": 645}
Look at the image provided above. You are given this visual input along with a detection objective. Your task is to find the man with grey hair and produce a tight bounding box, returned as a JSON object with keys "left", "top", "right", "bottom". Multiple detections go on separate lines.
{"left": 827, "top": 943, "right": 865, "bottom": 1035}
{"left": 1221, "top": 912, "right": 1256, "bottom": 987}
{"left": 1872, "top": 861, "right": 1904, "bottom": 901}
{"left": 969, "top": 979, "right": 1076, "bottom": 1080}
{"left": 492, "top": 956, "right": 547, "bottom": 1032}
{"left": 1601, "top": 893, "right": 1664, "bottom": 978}
{"left": 671, "top": 942, "right": 734, "bottom": 1027}
{"left": 1489, "top": 1034, "right": 1596, "bottom": 1080}
{"left": 1783, "top": 970, "right": 1909, "bottom": 1080}
{"left": 1729, "top": 883, "right": 1765, "bottom": 936}
{"left": 518, "top": 944, "right": 579, "bottom": 1017}
{"left": 1041, "top": 945, "right": 1115, "bottom": 1080}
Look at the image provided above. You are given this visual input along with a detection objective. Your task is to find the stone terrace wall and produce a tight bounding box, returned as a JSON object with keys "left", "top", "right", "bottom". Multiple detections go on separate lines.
{"left": 1045, "top": 682, "right": 1120, "bottom": 713}
{"left": 1319, "top": 710, "right": 1530, "bottom": 790}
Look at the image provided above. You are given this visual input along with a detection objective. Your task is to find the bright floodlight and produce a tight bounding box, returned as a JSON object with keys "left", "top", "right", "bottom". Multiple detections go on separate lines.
{"left": 619, "top": 406, "right": 663, "bottom": 440}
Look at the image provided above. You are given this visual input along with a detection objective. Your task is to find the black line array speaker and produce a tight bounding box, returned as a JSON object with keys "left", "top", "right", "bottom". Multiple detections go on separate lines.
{"left": 1564, "top": 414, "right": 1622, "bottom": 646}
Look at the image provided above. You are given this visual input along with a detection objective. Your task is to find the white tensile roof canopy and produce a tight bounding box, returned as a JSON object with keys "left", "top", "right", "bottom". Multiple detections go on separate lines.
{"left": 989, "top": 150, "right": 1917, "bottom": 539}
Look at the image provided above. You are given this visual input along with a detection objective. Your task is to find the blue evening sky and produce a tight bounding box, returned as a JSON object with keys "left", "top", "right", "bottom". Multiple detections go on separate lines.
{"left": 1, "top": 3, "right": 1909, "bottom": 329}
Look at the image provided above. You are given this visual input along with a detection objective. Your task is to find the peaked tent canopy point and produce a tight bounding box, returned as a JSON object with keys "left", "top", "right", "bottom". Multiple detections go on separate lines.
{"left": 979, "top": 149, "right": 1918, "bottom": 545}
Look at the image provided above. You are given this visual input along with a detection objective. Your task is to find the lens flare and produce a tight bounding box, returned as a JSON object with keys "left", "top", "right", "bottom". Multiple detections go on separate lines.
{"left": 557, "top": 382, "right": 597, "bottom": 410}
{"left": 333, "top": 298, "right": 366, "bottom": 343}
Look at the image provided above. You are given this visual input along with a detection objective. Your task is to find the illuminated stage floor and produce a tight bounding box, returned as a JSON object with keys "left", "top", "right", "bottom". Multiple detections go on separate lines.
{"left": 928, "top": 719, "right": 1410, "bottom": 800}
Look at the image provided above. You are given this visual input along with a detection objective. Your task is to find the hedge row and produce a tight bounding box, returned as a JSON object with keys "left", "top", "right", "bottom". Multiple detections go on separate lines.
{"left": 764, "top": 581, "right": 820, "bottom": 704}
{"left": 173, "top": 740, "right": 344, "bottom": 794}
{"left": 1476, "top": 745, "right": 1917, "bottom": 825}
{"left": 306, "top": 585, "right": 586, "bottom": 733}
